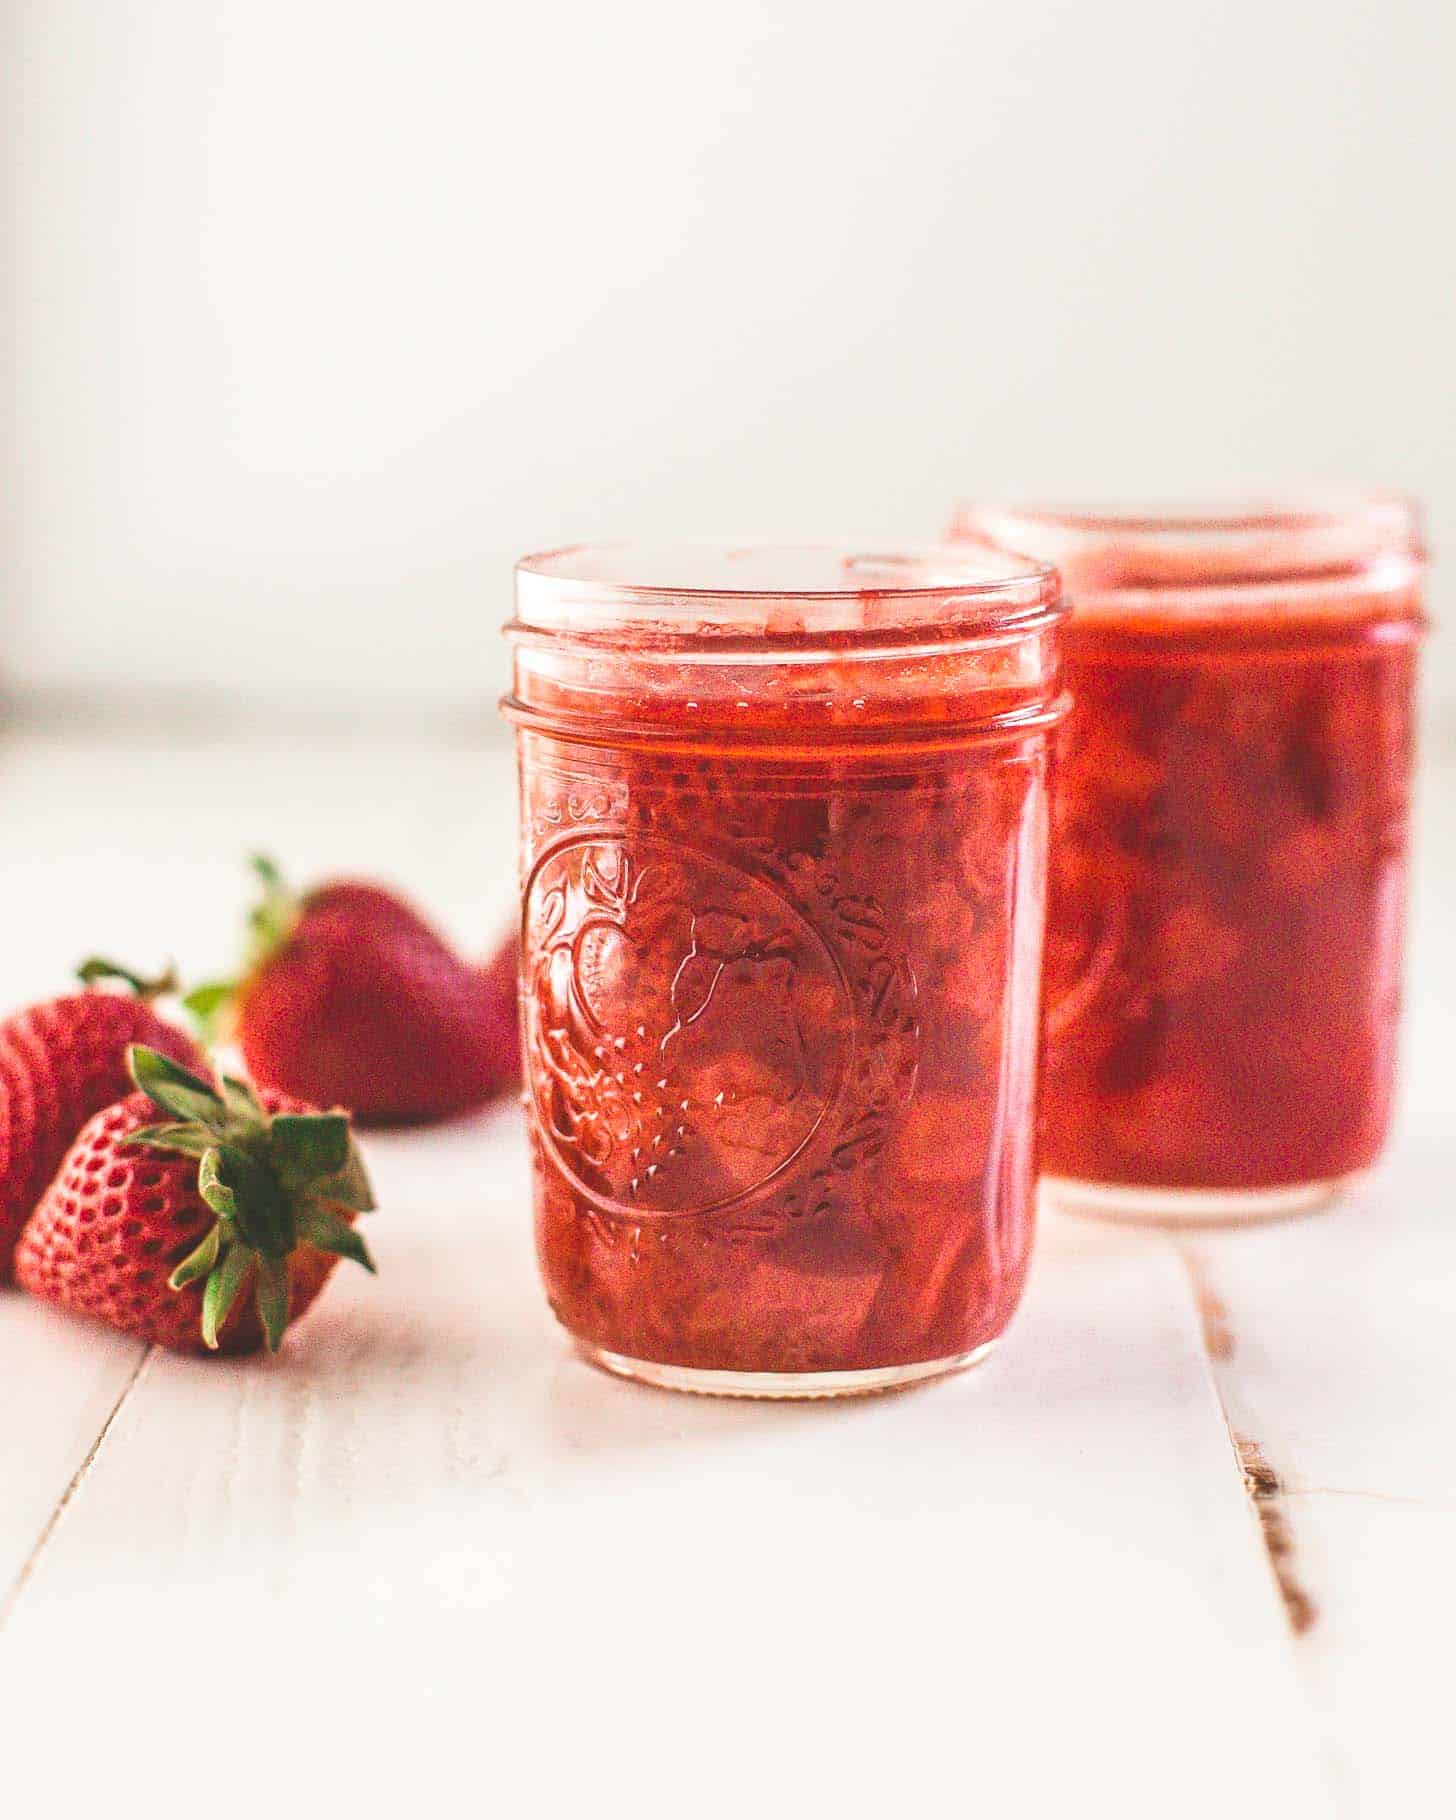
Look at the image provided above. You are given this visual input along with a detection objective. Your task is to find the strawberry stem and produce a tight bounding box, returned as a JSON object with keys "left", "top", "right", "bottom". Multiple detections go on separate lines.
{"left": 175, "top": 856, "right": 309, "bottom": 1046}
{"left": 76, "top": 957, "right": 179, "bottom": 1001}
{"left": 245, "top": 853, "right": 302, "bottom": 969}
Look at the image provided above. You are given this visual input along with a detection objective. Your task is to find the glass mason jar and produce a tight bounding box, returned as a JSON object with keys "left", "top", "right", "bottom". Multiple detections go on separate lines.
{"left": 504, "top": 543, "right": 1066, "bottom": 1396}
{"left": 951, "top": 497, "right": 1428, "bottom": 1224}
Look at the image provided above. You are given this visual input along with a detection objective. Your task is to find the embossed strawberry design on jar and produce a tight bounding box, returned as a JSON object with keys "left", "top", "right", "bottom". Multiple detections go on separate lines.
{"left": 525, "top": 835, "right": 850, "bottom": 1216}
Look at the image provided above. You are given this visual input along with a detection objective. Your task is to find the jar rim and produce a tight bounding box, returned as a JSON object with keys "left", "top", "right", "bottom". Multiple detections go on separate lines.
{"left": 512, "top": 540, "right": 1062, "bottom": 646}
{"left": 949, "top": 492, "right": 1425, "bottom": 602}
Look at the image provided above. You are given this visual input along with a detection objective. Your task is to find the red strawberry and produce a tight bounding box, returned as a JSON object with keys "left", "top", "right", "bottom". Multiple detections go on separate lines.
{"left": 191, "top": 858, "right": 518, "bottom": 1126}
{"left": 0, "top": 962, "right": 206, "bottom": 1278}
{"left": 15, "top": 1045, "right": 376, "bottom": 1355}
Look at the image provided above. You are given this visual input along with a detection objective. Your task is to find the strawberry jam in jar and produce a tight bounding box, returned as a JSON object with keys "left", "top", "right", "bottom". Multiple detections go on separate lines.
{"left": 504, "top": 544, "right": 1066, "bottom": 1395}
{"left": 953, "top": 498, "right": 1427, "bottom": 1224}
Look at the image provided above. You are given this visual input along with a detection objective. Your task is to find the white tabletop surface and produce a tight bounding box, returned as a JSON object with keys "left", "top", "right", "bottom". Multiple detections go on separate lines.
{"left": 0, "top": 721, "right": 1451, "bottom": 1819}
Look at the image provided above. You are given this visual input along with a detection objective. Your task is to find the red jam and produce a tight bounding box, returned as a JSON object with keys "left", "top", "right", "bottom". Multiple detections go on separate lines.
{"left": 953, "top": 501, "right": 1426, "bottom": 1208}
{"left": 505, "top": 545, "right": 1065, "bottom": 1387}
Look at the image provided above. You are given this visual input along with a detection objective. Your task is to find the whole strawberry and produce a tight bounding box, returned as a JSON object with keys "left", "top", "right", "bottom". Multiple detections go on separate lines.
{"left": 0, "top": 962, "right": 206, "bottom": 1278}
{"left": 15, "top": 1046, "right": 375, "bottom": 1355}
{"left": 190, "top": 858, "right": 518, "bottom": 1126}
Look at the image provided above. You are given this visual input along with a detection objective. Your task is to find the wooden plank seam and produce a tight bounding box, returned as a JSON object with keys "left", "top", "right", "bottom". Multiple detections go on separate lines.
{"left": 0, "top": 1345, "right": 154, "bottom": 1629}
{"left": 1180, "top": 1244, "right": 1320, "bottom": 1638}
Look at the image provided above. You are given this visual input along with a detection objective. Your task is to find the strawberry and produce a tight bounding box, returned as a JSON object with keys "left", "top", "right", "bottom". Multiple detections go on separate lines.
{"left": 14, "top": 1045, "right": 376, "bottom": 1355}
{"left": 0, "top": 962, "right": 207, "bottom": 1278}
{"left": 189, "top": 858, "right": 518, "bottom": 1126}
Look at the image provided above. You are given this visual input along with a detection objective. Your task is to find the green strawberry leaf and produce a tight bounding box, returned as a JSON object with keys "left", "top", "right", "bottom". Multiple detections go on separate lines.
{"left": 128, "top": 1045, "right": 226, "bottom": 1127}
{"left": 122, "top": 1121, "right": 216, "bottom": 1159}
{"left": 255, "top": 1256, "right": 291, "bottom": 1354}
{"left": 220, "top": 1074, "right": 266, "bottom": 1126}
{"left": 183, "top": 981, "right": 235, "bottom": 1042}
{"left": 168, "top": 1224, "right": 221, "bottom": 1291}
{"left": 297, "top": 1204, "right": 376, "bottom": 1274}
{"left": 271, "top": 1114, "right": 351, "bottom": 1187}
{"left": 315, "top": 1144, "right": 376, "bottom": 1215}
{"left": 201, "top": 1244, "right": 253, "bottom": 1349}
{"left": 198, "top": 1148, "right": 240, "bottom": 1223}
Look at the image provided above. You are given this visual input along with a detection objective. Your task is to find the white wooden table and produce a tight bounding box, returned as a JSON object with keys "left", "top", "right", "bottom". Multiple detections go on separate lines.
{"left": 1, "top": 722, "right": 1451, "bottom": 1819}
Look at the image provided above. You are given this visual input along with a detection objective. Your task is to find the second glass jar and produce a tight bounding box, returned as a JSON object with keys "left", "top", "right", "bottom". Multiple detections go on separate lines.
{"left": 953, "top": 497, "right": 1427, "bottom": 1223}
{"left": 505, "top": 543, "right": 1066, "bottom": 1395}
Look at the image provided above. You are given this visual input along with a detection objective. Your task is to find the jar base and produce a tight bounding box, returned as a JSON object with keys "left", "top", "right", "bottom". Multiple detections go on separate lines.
{"left": 1043, "top": 1173, "right": 1362, "bottom": 1229}
{"left": 579, "top": 1341, "right": 997, "bottom": 1400}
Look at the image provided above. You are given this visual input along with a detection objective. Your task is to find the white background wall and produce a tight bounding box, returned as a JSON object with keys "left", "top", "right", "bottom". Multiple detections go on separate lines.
{"left": 5, "top": 0, "right": 1453, "bottom": 715}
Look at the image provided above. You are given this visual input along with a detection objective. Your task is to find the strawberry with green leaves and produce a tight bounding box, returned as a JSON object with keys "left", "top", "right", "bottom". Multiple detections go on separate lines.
{"left": 0, "top": 961, "right": 207, "bottom": 1278}
{"left": 188, "top": 857, "right": 519, "bottom": 1127}
{"left": 14, "top": 1046, "right": 376, "bottom": 1355}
